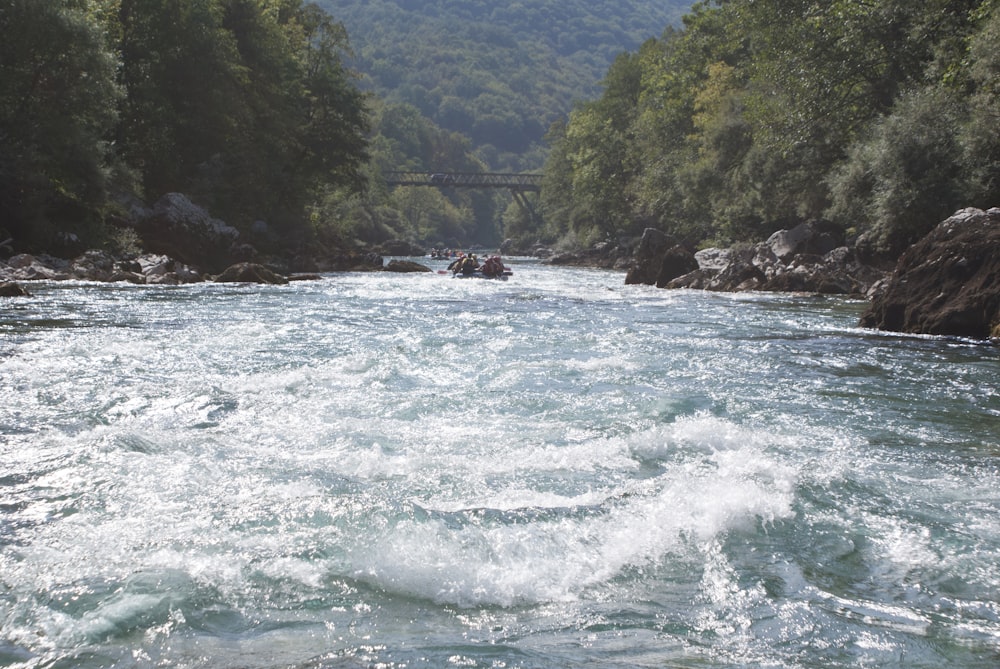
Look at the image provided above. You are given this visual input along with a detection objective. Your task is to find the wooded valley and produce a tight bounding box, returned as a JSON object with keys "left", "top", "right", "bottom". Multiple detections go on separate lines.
{"left": 2, "top": 0, "right": 998, "bottom": 261}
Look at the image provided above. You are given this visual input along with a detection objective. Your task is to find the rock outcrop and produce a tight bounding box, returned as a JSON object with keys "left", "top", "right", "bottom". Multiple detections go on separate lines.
{"left": 2, "top": 254, "right": 71, "bottom": 281}
{"left": 385, "top": 259, "right": 433, "bottom": 273}
{"left": 545, "top": 240, "right": 633, "bottom": 270}
{"left": 214, "top": 262, "right": 289, "bottom": 285}
{"left": 316, "top": 252, "right": 385, "bottom": 272}
{"left": 627, "top": 220, "right": 885, "bottom": 297}
{"left": 130, "top": 193, "right": 243, "bottom": 273}
{"left": 0, "top": 282, "right": 31, "bottom": 297}
{"left": 624, "top": 229, "right": 698, "bottom": 287}
{"left": 860, "top": 207, "right": 1000, "bottom": 339}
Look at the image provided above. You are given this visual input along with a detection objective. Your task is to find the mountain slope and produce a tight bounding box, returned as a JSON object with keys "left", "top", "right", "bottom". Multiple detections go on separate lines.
{"left": 318, "top": 0, "right": 692, "bottom": 169}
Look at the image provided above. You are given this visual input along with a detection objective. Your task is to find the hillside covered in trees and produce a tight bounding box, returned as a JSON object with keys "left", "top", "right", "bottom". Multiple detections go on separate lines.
{"left": 535, "top": 0, "right": 1000, "bottom": 259}
{"left": 7, "top": 0, "right": 996, "bottom": 262}
{"left": 1, "top": 0, "right": 369, "bottom": 258}
{"left": 318, "top": 0, "right": 692, "bottom": 171}
{"left": 2, "top": 0, "right": 696, "bottom": 257}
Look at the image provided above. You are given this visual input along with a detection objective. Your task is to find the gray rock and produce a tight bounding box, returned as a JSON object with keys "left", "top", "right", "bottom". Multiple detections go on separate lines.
{"left": 214, "top": 262, "right": 289, "bottom": 285}
{"left": 385, "top": 259, "right": 433, "bottom": 273}
{"left": 766, "top": 220, "right": 843, "bottom": 262}
{"left": 131, "top": 193, "right": 240, "bottom": 272}
{"left": 860, "top": 207, "right": 1000, "bottom": 339}
{"left": 625, "top": 228, "right": 680, "bottom": 285}
{"left": 0, "top": 282, "right": 31, "bottom": 297}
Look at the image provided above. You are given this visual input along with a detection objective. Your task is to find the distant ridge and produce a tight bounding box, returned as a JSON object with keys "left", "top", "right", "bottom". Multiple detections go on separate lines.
{"left": 317, "top": 0, "right": 692, "bottom": 169}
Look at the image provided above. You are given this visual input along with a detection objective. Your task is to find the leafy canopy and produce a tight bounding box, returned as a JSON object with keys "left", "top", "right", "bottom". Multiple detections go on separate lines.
{"left": 539, "top": 0, "right": 1000, "bottom": 257}
{"left": 0, "top": 0, "right": 371, "bottom": 255}
{"left": 317, "top": 0, "right": 691, "bottom": 171}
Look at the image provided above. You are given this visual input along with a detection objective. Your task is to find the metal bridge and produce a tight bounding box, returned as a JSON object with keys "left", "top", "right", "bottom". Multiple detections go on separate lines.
{"left": 384, "top": 171, "right": 543, "bottom": 192}
{"left": 385, "top": 171, "right": 542, "bottom": 222}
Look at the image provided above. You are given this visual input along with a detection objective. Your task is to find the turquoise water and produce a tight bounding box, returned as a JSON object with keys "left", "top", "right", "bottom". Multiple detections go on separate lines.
{"left": 2, "top": 259, "right": 999, "bottom": 668}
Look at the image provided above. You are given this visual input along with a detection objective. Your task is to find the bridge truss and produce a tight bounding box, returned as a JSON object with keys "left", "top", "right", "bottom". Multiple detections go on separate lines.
{"left": 384, "top": 171, "right": 542, "bottom": 225}
{"left": 384, "top": 171, "right": 542, "bottom": 191}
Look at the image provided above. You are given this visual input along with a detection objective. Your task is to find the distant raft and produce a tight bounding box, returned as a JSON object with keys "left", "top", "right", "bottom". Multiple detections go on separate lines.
{"left": 453, "top": 269, "right": 513, "bottom": 280}
{"left": 448, "top": 254, "right": 512, "bottom": 280}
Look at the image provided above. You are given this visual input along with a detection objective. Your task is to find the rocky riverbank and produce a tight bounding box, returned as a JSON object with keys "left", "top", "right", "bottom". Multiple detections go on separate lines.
{"left": 542, "top": 208, "right": 999, "bottom": 341}
{"left": 0, "top": 191, "right": 385, "bottom": 290}
{"left": 860, "top": 207, "right": 1000, "bottom": 340}
{"left": 3, "top": 196, "right": 998, "bottom": 341}
{"left": 616, "top": 220, "right": 888, "bottom": 298}
{"left": 0, "top": 251, "right": 380, "bottom": 288}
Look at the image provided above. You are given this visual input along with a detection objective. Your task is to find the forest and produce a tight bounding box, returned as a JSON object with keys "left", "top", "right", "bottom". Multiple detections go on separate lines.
{"left": 318, "top": 0, "right": 690, "bottom": 172}
{"left": 536, "top": 0, "right": 1000, "bottom": 259}
{"left": 3, "top": 0, "right": 998, "bottom": 261}
{"left": 1, "top": 0, "right": 369, "bottom": 257}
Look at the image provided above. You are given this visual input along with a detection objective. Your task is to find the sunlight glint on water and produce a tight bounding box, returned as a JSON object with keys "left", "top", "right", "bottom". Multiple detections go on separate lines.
{"left": 2, "top": 260, "right": 999, "bottom": 668}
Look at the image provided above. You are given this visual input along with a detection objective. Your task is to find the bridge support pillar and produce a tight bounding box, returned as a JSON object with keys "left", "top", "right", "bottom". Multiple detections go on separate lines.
{"left": 510, "top": 189, "right": 538, "bottom": 227}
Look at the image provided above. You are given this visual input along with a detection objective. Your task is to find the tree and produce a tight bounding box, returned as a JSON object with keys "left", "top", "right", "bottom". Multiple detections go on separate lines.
{"left": 116, "top": 0, "right": 369, "bottom": 237}
{"left": 544, "top": 0, "right": 997, "bottom": 254}
{"left": 960, "top": 2, "right": 1000, "bottom": 208}
{"left": 541, "top": 51, "right": 642, "bottom": 245}
{"left": 117, "top": 0, "right": 245, "bottom": 201}
{"left": 0, "top": 0, "right": 121, "bottom": 251}
{"left": 827, "top": 88, "right": 964, "bottom": 256}
{"left": 825, "top": 0, "right": 1000, "bottom": 256}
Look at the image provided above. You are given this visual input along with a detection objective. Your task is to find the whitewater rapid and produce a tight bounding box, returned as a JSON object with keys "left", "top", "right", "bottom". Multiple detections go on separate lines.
{"left": 2, "top": 261, "right": 999, "bottom": 668}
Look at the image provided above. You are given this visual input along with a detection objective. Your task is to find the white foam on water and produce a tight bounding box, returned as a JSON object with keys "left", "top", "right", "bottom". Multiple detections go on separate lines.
{"left": 346, "top": 415, "right": 799, "bottom": 608}
{"left": 5, "top": 270, "right": 1000, "bottom": 667}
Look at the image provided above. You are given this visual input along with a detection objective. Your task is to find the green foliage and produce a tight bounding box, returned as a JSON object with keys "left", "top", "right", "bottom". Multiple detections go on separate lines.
{"left": 826, "top": 1, "right": 1000, "bottom": 255}
{"left": 316, "top": 0, "right": 691, "bottom": 171}
{"left": 543, "top": 0, "right": 1000, "bottom": 256}
{"left": 0, "top": 0, "right": 121, "bottom": 251}
{"left": 315, "top": 101, "right": 504, "bottom": 248}
{"left": 118, "top": 0, "right": 369, "bottom": 237}
{"left": 0, "top": 0, "right": 370, "bottom": 256}
{"left": 827, "top": 88, "right": 964, "bottom": 255}
{"left": 960, "top": 3, "right": 1000, "bottom": 207}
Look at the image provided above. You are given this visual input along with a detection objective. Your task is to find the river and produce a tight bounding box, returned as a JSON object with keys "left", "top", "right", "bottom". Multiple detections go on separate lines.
{"left": 2, "top": 259, "right": 999, "bottom": 668}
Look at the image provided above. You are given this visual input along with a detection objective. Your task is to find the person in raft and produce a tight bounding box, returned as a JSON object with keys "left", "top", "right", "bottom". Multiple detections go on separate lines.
{"left": 480, "top": 255, "right": 505, "bottom": 278}
{"left": 457, "top": 254, "right": 479, "bottom": 275}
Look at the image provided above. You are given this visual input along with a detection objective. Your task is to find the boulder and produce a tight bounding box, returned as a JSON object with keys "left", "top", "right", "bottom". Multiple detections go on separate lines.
{"left": 137, "top": 254, "right": 175, "bottom": 277}
{"left": 385, "top": 259, "right": 433, "bottom": 273}
{"left": 147, "top": 273, "right": 180, "bottom": 285}
{"left": 108, "top": 270, "right": 146, "bottom": 284}
{"left": 546, "top": 241, "right": 630, "bottom": 269}
{"left": 6, "top": 254, "right": 35, "bottom": 270}
{"left": 533, "top": 246, "right": 554, "bottom": 259}
{"left": 706, "top": 247, "right": 766, "bottom": 292}
{"left": 655, "top": 245, "right": 699, "bottom": 288}
{"left": 214, "top": 262, "right": 289, "bottom": 285}
{"left": 69, "top": 250, "right": 116, "bottom": 281}
{"left": 0, "top": 282, "right": 31, "bottom": 297}
{"left": 133, "top": 254, "right": 203, "bottom": 283}
{"left": 665, "top": 268, "right": 716, "bottom": 290}
{"left": 625, "top": 228, "right": 678, "bottom": 285}
{"left": 3, "top": 254, "right": 70, "bottom": 281}
{"left": 860, "top": 207, "right": 1000, "bottom": 339}
{"left": 132, "top": 193, "right": 240, "bottom": 273}
{"left": 694, "top": 248, "right": 732, "bottom": 272}
{"left": 659, "top": 238, "right": 884, "bottom": 296}
{"left": 317, "top": 252, "right": 384, "bottom": 272}
{"left": 766, "top": 220, "right": 843, "bottom": 262}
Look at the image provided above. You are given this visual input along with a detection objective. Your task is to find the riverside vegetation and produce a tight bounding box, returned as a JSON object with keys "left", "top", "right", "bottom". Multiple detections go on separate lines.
{"left": 536, "top": 0, "right": 1000, "bottom": 262}
{"left": 1, "top": 1, "right": 999, "bottom": 336}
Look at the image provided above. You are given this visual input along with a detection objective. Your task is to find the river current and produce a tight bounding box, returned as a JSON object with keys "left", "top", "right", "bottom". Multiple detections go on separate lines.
{"left": 2, "top": 259, "right": 999, "bottom": 668}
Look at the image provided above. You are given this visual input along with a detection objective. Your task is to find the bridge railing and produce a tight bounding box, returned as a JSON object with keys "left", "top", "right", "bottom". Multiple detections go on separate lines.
{"left": 385, "top": 171, "right": 543, "bottom": 191}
